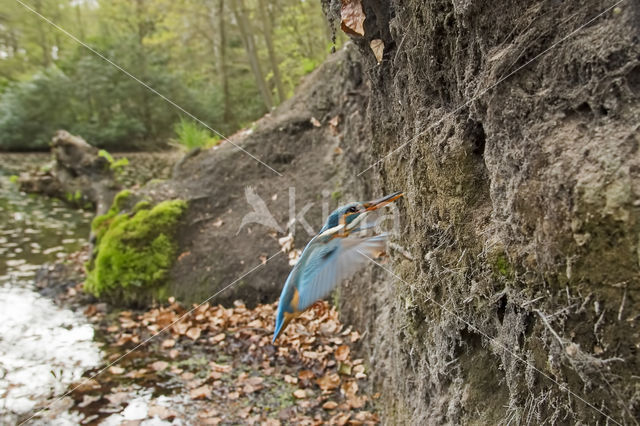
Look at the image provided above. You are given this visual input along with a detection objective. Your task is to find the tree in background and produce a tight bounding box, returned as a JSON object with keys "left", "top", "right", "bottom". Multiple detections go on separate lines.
{"left": 0, "top": 0, "right": 340, "bottom": 151}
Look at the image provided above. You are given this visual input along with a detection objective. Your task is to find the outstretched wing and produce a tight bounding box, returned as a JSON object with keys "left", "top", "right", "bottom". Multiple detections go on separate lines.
{"left": 296, "top": 233, "right": 387, "bottom": 311}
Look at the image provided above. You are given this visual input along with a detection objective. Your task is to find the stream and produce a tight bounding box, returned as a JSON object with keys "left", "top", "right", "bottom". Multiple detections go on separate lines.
{"left": 0, "top": 153, "right": 100, "bottom": 425}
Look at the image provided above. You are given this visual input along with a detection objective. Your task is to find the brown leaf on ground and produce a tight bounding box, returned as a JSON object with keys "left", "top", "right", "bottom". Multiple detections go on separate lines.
{"left": 335, "top": 345, "right": 350, "bottom": 361}
{"left": 161, "top": 338, "right": 175, "bottom": 348}
{"left": 323, "top": 401, "right": 338, "bottom": 410}
{"left": 105, "top": 391, "right": 129, "bottom": 406}
{"left": 186, "top": 326, "right": 202, "bottom": 341}
{"left": 284, "top": 374, "right": 298, "bottom": 384}
{"left": 293, "top": 389, "right": 307, "bottom": 399}
{"left": 210, "top": 361, "right": 232, "bottom": 373}
{"left": 210, "top": 333, "right": 226, "bottom": 344}
{"left": 340, "top": 0, "right": 365, "bottom": 36}
{"left": 72, "top": 379, "right": 101, "bottom": 393}
{"left": 148, "top": 405, "right": 176, "bottom": 420}
{"left": 151, "top": 360, "right": 169, "bottom": 371}
{"left": 317, "top": 373, "right": 341, "bottom": 391}
{"left": 190, "top": 385, "right": 212, "bottom": 400}
{"left": 173, "top": 321, "right": 190, "bottom": 335}
{"left": 108, "top": 366, "right": 124, "bottom": 375}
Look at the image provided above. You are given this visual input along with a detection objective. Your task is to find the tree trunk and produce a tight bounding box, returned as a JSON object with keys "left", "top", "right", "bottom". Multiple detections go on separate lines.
{"left": 257, "top": 0, "right": 286, "bottom": 104}
{"left": 216, "top": 0, "right": 231, "bottom": 122}
{"left": 33, "top": 0, "right": 50, "bottom": 66}
{"left": 231, "top": 0, "right": 273, "bottom": 111}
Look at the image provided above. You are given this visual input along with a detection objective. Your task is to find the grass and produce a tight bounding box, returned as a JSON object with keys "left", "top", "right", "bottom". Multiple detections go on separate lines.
{"left": 173, "top": 118, "right": 221, "bottom": 151}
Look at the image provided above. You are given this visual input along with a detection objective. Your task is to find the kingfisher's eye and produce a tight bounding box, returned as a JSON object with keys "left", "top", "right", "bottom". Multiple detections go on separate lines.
{"left": 347, "top": 206, "right": 358, "bottom": 213}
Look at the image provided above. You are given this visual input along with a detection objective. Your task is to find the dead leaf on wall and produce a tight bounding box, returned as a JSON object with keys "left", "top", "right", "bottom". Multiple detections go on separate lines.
{"left": 370, "top": 39, "right": 384, "bottom": 63}
{"left": 340, "top": 0, "right": 365, "bottom": 36}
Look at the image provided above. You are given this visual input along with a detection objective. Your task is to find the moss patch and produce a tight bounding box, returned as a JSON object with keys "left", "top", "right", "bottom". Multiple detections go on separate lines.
{"left": 85, "top": 197, "right": 187, "bottom": 305}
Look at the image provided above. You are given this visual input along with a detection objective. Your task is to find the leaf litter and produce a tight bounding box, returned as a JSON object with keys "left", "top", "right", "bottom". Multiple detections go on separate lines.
{"left": 52, "top": 297, "right": 379, "bottom": 425}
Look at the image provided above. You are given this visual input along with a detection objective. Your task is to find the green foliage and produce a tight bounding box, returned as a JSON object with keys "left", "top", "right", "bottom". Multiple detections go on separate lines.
{"left": 85, "top": 198, "right": 187, "bottom": 305}
{"left": 99, "top": 149, "right": 129, "bottom": 175}
{"left": 91, "top": 189, "right": 132, "bottom": 239}
{"left": 0, "top": 68, "right": 73, "bottom": 150}
{"left": 0, "top": 0, "right": 335, "bottom": 151}
{"left": 8, "top": 175, "right": 19, "bottom": 185}
{"left": 173, "top": 119, "right": 220, "bottom": 150}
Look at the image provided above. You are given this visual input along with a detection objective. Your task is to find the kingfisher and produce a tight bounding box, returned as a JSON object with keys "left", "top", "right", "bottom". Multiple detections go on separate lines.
{"left": 272, "top": 191, "right": 403, "bottom": 342}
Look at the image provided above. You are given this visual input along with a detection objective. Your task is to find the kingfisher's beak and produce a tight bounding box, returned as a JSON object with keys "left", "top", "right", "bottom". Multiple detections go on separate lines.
{"left": 361, "top": 191, "right": 404, "bottom": 213}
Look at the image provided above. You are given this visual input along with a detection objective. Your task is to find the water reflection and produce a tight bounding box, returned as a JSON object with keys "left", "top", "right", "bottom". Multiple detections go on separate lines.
{"left": 0, "top": 154, "right": 101, "bottom": 423}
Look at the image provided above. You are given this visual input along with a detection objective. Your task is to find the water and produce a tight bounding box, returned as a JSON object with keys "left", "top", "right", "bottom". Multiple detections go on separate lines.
{"left": 0, "top": 154, "right": 102, "bottom": 424}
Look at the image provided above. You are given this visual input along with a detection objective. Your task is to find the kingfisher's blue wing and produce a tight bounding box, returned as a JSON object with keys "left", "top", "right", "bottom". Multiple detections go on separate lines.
{"left": 295, "top": 233, "right": 387, "bottom": 311}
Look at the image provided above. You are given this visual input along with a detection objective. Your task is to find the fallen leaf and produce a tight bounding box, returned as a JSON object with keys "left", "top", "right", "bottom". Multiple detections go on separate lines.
{"left": 210, "top": 333, "right": 226, "bottom": 344}
{"left": 177, "top": 251, "right": 191, "bottom": 261}
{"left": 72, "top": 379, "right": 101, "bottom": 393}
{"left": 316, "top": 373, "right": 341, "bottom": 391}
{"left": 310, "top": 117, "right": 322, "bottom": 127}
{"left": 341, "top": 0, "right": 365, "bottom": 36}
{"left": 148, "top": 405, "right": 176, "bottom": 420}
{"left": 108, "top": 366, "right": 124, "bottom": 375}
{"left": 284, "top": 374, "right": 298, "bottom": 384}
{"left": 338, "top": 362, "right": 352, "bottom": 376}
{"left": 259, "top": 255, "right": 267, "bottom": 265}
{"left": 298, "top": 370, "right": 314, "bottom": 381}
{"left": 161, "top": 339, "right": 176, "bottom": 348}
{"left": 173, "top": 321, "right": 190, "bottom": 335}
{"left": 181, "top": 372, "right": 195, "bottom": 381}
{"left": 190, "top": 385, "right": 212, "bottom": 400}
{"left": 370, "top": 39, "right": 384, "bottom": 63}
{"left": 210, "top": 362, "right": 232, "bottom": 373}
{"left": 212, "top": 218, "right": 223, "bottom": 228}
{"left": 227, "top": 391, "right": 240, "bottom": 400}
{"left": 323, "top": 401, "right": 338, "bottom": 410}
{"left": 186, "top": 326, "right": 202, "bottom": 341}
{"left": 293, "top": 389, "right": 307, "bottom": 399}
{"left": 151, "top": 360, "right": 169, "bottom": 371}
{"left": 105, "top": 391, "right": 129, "bottom": 406}
{"left": 335, "top": 345, "right": 350, "bottom": 361}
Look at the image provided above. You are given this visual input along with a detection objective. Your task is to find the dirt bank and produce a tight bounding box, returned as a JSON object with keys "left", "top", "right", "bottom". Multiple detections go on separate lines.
{"left": 128, "top": 44, "right": 368, "bottom": 306}
{"left": 332, "top": 0, "right": 640, "bottom": 424}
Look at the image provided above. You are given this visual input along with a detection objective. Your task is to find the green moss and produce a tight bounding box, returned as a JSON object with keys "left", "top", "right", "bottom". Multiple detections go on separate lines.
{"left": 85, "top": 198, "right": 187, "bottom": 305}
{"left": 331, "top": 190, "right": 342, "bottom": 202}
{"left": 8, "top": 175, "right": 19, "bottom": 184}
{"left": 91, "top": 189, "right": 132, "bottom": 239}
{"left": 133, "top": 200, "right": 152, "bottom": 212}
{"left": 494, "top": 254, "right": 513, "bottom": 278}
